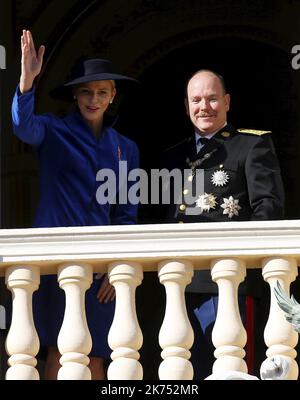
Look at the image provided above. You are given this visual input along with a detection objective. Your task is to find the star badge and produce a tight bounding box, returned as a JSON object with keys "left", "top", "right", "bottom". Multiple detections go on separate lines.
{"left": 211, "top": 170, "right": 229, "bottom": 187}
{"left": 195, "top": 193, "right": 217, "bottom": 212}
{"left": 220, "top": 196, "right": 241, "bottom": 218}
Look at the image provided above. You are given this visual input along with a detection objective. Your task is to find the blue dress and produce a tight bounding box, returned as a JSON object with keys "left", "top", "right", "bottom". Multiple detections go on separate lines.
{"left": 11, "top": 86, "right": 139, "bottom": 357}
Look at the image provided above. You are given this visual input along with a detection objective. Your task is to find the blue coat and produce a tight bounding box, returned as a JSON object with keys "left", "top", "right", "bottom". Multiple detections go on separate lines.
{"left": 11, "top": 86, "right": 140, "bottom": 357}
{"left": 12, "top": 86, "right": 139, "bottom": 227}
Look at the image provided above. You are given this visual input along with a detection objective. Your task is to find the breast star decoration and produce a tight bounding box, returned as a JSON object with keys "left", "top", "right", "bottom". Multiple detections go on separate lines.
{"left": 195, "top": 193, "right": 217, "bottom": 212}
{"left": 211, "top": 170, "right": 229, "bottom": 187}
{"left": 221, "top": 196, "right": 241, "bottom": 218}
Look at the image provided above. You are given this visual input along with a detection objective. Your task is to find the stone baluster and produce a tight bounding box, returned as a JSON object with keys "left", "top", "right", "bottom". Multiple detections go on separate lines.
{"left": 211, "top": 258, "right": 247, "bottom": 375}
{"left": 5, "top": 265, "right": 40, "bottom": 380}
{"left": 107, "top": 261, "right": 143, "bottom": 380}
{"left": 158, "top": 259, "right": 194, "bottom": 380}
{"left": 262, "top": 257, "right": 298, "bottom": 379}
{"left": 57, "top": 263, "right": 93, "bottom": 380}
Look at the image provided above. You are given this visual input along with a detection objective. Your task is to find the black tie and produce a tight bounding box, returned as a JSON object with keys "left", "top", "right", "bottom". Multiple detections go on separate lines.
{"left": 197, "top": 137, "right": 209, "bottom": 146}
{"left": 197, "top": 137, "right": 209, "bottom": 152}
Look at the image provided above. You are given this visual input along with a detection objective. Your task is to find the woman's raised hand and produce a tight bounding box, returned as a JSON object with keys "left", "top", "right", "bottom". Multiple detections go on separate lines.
{"left": 20, "top": 30, "right": 45, "bottom": 93}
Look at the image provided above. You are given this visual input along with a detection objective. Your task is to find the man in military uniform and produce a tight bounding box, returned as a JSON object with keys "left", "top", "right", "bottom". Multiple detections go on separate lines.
{"left": 162, "top": 69, "right": 284, "bottom": 379}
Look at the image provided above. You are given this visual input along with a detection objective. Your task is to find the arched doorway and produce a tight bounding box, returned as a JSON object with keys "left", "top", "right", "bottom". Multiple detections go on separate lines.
{"left": 4, "top": 1, "right": 299, "bottom": 228}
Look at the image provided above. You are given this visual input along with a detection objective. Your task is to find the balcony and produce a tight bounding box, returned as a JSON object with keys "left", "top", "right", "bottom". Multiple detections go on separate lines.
{"left": 0, "top": 220, "right": 299, "bottom": 380}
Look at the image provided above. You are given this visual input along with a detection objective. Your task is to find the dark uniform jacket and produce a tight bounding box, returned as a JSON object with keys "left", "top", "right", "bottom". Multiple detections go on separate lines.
{"left": 164, "top": 124, "right": 284, "bottom": 224}
{"left": 162, "top": 124, "right": 285, "bottom": 294}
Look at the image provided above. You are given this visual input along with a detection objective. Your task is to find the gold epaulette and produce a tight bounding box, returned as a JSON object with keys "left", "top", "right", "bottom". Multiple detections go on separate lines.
{"left": 237, "top": 128, "right": 271, "bottom": 136}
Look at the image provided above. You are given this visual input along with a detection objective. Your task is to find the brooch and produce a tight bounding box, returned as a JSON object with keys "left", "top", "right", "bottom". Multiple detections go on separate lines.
{"left": 195, "top": 193, "right": 217, "bottom": 212}
{"left": 220, "top": 196, "right": 241, "bottom": 218}
{"left": 211, "top": 170, "right": 229, "bottom": 187}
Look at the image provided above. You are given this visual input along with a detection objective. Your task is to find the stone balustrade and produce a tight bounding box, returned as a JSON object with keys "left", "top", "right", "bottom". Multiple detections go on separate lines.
{"left": 0, "top": 220, "right": 300, "bottom": 379}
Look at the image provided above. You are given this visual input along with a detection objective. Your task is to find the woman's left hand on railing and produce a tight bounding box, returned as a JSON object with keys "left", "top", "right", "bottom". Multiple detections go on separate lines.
{"left": 95, "top": 273, "right": 116, "bottom": 303}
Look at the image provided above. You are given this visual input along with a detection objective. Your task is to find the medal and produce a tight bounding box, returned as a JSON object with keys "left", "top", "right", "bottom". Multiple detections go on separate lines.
{"left": 195, "top": 193, "right": 217, "bottom": 212}
{"left": 118, "top": 146, "right": 122, "bottom": 160}
{"left": 211, "top": 170, "right": 229, "bottom": 187}
{"left": 220, "top": 196, "right": 241, "bottom": 218}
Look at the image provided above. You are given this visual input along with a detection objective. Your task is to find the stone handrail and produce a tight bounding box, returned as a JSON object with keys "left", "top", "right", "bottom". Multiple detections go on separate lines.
{"left": 1, "top": 220, "right": 300, "bottom": 379}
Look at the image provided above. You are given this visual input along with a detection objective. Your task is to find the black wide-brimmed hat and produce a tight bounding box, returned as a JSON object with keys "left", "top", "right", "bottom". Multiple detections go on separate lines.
{"left": 50, "top": 58, "right": 138, "bottom": 100}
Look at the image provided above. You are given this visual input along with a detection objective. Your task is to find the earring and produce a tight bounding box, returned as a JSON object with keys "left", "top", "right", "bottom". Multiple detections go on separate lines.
{"left": 110, "top": 99, "right": 113, "bottom": 104}
{"left": 73, "top": 95, "right": 76, "bottom": 99}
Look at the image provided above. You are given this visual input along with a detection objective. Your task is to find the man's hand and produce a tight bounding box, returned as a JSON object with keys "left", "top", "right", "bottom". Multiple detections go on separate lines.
{"left": 96, "top": 273, "right": 116, "bottom": 303}
{"left": 20, "top": 30, "right": 45, "bottom": 94}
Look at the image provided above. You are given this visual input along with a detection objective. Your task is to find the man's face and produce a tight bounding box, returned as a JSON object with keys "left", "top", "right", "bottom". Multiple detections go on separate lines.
{"left": 185, "top": 71, "right": 230, "bottom": 135}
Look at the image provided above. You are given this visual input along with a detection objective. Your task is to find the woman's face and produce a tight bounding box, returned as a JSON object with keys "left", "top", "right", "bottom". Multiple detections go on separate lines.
{"left": 74, "top": 80, "right": 116, "bottom": 124}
